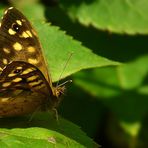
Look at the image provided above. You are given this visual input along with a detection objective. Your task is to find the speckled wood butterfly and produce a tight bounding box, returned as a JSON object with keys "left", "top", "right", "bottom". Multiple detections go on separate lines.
{"left": 0, "top": 7, "right": 65, "bottom": 117}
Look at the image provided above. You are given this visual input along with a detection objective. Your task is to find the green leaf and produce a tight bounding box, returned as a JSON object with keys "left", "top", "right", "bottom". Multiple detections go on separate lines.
{"left": 0, "top": 128, "right": 84, "bottom": 147}
{"left": 20, "top": 4, "right": 45, "bottom": 20}
{"left": 60, "top": 0, "right": 148, "bottom": 34}
{"left": 0, "top": 114, "right": 98, "bottom": 147}
{"left": 120, "top": 121, "right": 141, "bottom": 137}
{"left": 33, "top": 20, "right": 120, "bottom": 82}
{"left": 117, "top": 55, "right": 148, "bottom": 89}
{"left": 74, "top": 55, "right": 148, "bottom": 121}
{"left": 74, "top": 55, "right": 148, "bottom": 96}
{"left": 74, "top": 67, "right": 121, "bottom": 98}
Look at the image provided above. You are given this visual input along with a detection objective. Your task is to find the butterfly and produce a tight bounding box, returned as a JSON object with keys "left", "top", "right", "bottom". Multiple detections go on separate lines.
{"left": 0, "top": 7, "right": 66, "bottom": 117}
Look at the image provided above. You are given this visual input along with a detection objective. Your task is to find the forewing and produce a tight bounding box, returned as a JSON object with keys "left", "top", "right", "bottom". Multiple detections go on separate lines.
{"left": 0, "top": 7, "right": 49, "bottom": 81}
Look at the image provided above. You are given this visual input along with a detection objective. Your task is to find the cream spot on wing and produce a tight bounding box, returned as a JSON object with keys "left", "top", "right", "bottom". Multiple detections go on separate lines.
{"left": 3, "top": 48, "right": 10, "bottom": 54}
{"left": 29, "top": 80, "right": 43, "bottom": 87}
{"left": 4, "top": 7, "right": 13, "bottom": 15}
{"left": 4, "top": 10, "right": 8, "bottom": 14}
{"left": 12, "top": 78, "right": 22, "bottom": 83}
{"left": 26, "top": 30, "right": 32, "bottom": 37}
{"left": 1, "top": 98, "right": 10, "bottom": 102}
{"left": 21, "top": 19, "right": 26, "bottom": 22}
{"left": 2, "top": 82, "right": 11, "bottom": 87}
{"left": 8, "top": 7, "right": 13, "bottom": 10}
{"left": 0, "top": 23, "right": 1, "bottom": 27}
{"left": 8, "top": 73, "right": 17, "bottom": 77}
{"left": 27, "top": 75, "right": 38, "bottom": 81}
{"left": 20, "top": 30, "right": 32, "bottom": 38}
{"left": 21, "top": 68, "right": 34, "bottom": 75}
{"left": 8, "top": 28, "right": 16, "bottom": 35}
{"left": 21, "top": 31, "right": 30, "bottom": 38}
{"left": 16, "top": 20, "right": 22, "bottom": 26}
{"left": 28, "top": 58, "right": 38, "bottom": 64}
{"left": 0, "top": 67, "right": 3, "bottom": 71}
{"left": 3, "top": 59, "right": 8, "bottom": 65}
{"left": 16, "top": 66, "right": 23, "bottom": 70}
{"left": 27, "top": 46, "right": 36, "bottom": 53}
{"left": 13, "top": 42, "right": 22, "bottom": 51}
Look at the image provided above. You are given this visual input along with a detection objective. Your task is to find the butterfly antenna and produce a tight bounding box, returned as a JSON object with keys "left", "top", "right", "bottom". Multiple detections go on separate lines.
{"left": 57, "top": 79, "right": 72, "bottom": 88}
{"left": 56, "top": 52, "right": 73, "bottom": 87}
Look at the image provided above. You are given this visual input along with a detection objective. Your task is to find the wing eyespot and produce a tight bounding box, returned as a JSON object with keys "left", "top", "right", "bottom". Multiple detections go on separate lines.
{"left": 12, "top": 23, "right": 20, "bottom": 32}
{"left": 13, "top": 69, "right": 22, "bottom": 74}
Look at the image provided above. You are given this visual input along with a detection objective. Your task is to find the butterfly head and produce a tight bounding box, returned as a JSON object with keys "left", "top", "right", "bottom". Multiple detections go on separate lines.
{"left": 51, "top": 79, "right": 72, "bottom": 105}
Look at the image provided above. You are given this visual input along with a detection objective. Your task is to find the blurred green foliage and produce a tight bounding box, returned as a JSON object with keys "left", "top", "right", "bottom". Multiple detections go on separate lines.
{"left": 0, "top": 0, "right": 148, "bottom": 147}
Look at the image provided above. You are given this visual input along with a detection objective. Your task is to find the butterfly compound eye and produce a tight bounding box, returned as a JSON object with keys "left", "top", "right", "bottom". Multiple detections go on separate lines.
{"left": 12, "top": 23, "right": 20, "bottom": 32}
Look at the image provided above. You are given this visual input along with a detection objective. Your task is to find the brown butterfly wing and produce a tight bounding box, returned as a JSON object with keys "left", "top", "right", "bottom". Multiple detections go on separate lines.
{"left": 0, "top": 61, "right": 56, "bottom": 117}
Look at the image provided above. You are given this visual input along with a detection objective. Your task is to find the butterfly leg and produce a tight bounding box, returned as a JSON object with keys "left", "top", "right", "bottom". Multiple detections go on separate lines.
{"left": 52, "top": 108, "right": 59, "bottom": 121}
{"left": 28, "top": 105, "right": 42, "bottom": 122}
